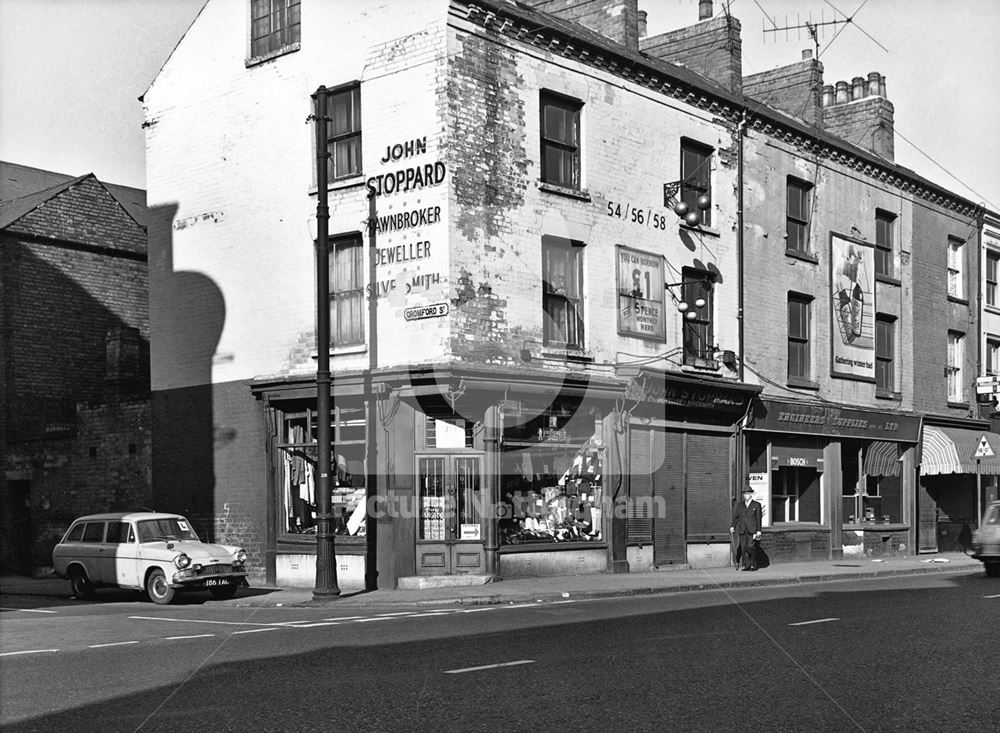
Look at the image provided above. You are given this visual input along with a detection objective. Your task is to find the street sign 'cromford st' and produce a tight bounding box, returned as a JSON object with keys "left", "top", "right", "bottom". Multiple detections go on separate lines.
{"left": 52, "top": 512, "right": 248, "bottom": 604}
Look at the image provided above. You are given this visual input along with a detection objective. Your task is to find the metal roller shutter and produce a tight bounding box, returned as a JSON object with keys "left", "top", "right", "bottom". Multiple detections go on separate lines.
{"left": 652, "top": 430, "right": 685, "bottom": 565}
{"left": 627, "top": 427, "right": 652, "bottom": 544}
{"left": 686, "top": 432, "right": 731, "bottom": 541}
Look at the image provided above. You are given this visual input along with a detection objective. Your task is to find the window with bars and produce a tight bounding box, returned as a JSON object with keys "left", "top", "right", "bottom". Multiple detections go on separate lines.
{"left": 948, "top": 237, "right": 965, "bottom": 299}
{"left": 250, "top": 0, "right": 301, "bottom": 59}
{"left": 330, "top": 235, "right": 364, "bottom": 346}
{"left": 786, "top": 178, "right": 812, "bottom": 254}
{"left": 542, "top": 235, "right": 585, "bottom": 349}
{"left": 326, "top": 84, "right": 362, "bottom": 180}
{"left": 680, "top": 139, "right": 713, "bottom": 226}
{"left": 947, "top": 331, "right": 965, "bottom": 402}
{"left": 682, "top": 268, "right": 714, "bottom": 364}
{"left": 787, "top": 293, "right": 811, "bottom": 381}
{"left": 875, "top": 315, "right": 895, "bottom": 392}
{"left": 875, "top": 209, "right": 896, "bottom": 278}
{"left": 540, "top": 92, "right": 582, "bottom": 190}
{"left": 987, "top": 250, "right": 999, "bottom": 307}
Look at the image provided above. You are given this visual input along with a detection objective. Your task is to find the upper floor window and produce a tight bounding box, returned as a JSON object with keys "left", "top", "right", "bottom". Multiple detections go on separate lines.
{"left": 542, "top": 235, "right": 584, "bottom": 349}
{"left": 875, "top": 209, "right": 896, "bottom": 278}
{"left": 326, "top": 84, "right": 362, "bottom": 180}
{"left": 947, "top": 237, "right": 965, "bottom": 299}
{"left": 947, "top": 331, "right": 965, "bottom": 403}
{"left": 680, "top": 140, "right": 712, "bottom": 227}
{"left": 987, "top": 337, "right": 1000, "bottom": 376}
{"left": 875, "top": 315, "right": 895, "bottom": 393}
{"left": 682, "top": 268, "right": 714, "bottom": 365}
{"left": 787, "top": 293, "right": 812, "bottom": 381}
{"left": 786, "top": 178, "right": 813, "bottom": 254}
{"left": 987, "top": 250, "right": 1000, "bottom": 307}
{"left": 330, "top": 234, "right": 364, "bottom": 346}
{"left": 540, "top": 92, "right": 582, "bottom": 190}
{"left": 250, "top": 0, "right": 301, "bottom": 60}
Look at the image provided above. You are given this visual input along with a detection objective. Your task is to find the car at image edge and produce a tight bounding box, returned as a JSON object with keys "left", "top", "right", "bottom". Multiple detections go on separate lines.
{"left": 52, "top": 511, "right": 249, "bottom": 604}
{"left": 972, "top": 500, "right": 1000, "bottom": 577}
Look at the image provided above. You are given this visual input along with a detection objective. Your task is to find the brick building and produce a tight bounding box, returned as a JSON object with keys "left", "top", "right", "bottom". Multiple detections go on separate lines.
{"left": 0, "top": 162, "right": 151, "bottom": 574}
{"left": 142, "top": 0, "right": 990, "bottom": 588}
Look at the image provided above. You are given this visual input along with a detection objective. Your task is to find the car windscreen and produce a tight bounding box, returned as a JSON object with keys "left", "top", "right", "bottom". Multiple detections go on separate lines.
{"left": 986, "top": 506, "right": 1000, "bottom": 526}
{"left": 136, "top": 517, "right": 200, "bottom": 542}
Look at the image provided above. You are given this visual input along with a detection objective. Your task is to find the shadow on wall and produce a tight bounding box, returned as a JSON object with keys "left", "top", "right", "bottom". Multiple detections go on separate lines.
{"left": 147, "top": 203, "right": 225, "bottom": 542}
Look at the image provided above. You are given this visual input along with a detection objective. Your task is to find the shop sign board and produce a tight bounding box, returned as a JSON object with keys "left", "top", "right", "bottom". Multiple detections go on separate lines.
{"left": 460, "top": 524, "right": 481, "bottom": 540}
{"left": 616, "top": 246, "right": 665, "bottom": 340}
{"left": 976, "top": 376, "right": 1000, "bottom": 394}
{"left": 830, "top": 233, "right": 876, "bottom": 381}
{"left": 750, "top": 399, "right": 920, "bottom": 442}
{"left": 404, "top": 302, "right": 449, "bottom": 321}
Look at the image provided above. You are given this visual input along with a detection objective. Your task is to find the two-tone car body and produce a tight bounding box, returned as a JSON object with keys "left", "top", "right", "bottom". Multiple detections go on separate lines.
{"left": 972, "top": 500, "right": 1000, "bottom": 578}
{"left": 52, "top": 512, "right": 249, "bottom": 604}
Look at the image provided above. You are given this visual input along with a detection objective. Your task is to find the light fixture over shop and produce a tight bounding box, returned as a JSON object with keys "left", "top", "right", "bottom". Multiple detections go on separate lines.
{"left": 663, "top": 180, "right": 711, "bottom": 227}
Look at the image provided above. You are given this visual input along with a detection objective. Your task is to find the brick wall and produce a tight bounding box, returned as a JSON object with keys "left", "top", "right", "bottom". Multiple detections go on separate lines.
{"left": 743, "top": 57, "right": 823, "bottom": 127}
{"left": 823, "top": 96, "right": 895, "bottom": 161}
{"left": 759, "top": 527, "right": 829, "bottom": 562}
{"left": 522, "top": 0, "right": 641, "bottom": 50}
{"left": 640, "top": 14, "right": 742, "bottom": 94}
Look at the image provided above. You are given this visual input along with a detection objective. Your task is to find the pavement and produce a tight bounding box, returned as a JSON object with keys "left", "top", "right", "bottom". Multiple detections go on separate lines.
{"left": 1, "top": 552, "right": 987, "bottom": 608}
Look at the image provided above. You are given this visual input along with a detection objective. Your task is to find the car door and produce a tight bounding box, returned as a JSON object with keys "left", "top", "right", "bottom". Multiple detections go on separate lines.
{"left": 78, "top": 521, "right": 107, "bottom": 582}
{"left": 103, "top": 521, "right": 140, "bottom": 588}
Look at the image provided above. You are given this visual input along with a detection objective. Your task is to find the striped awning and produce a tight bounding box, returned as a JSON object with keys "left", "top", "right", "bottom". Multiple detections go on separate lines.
{"left": 864, "top": 440, "right": 901, "bottom": 477}
{"left": 920, "top": 426, "right": 1000, "bottom": 475}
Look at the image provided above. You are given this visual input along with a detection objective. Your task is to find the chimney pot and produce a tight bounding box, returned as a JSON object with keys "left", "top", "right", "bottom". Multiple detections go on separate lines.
{"left": 638, "top": 9, "right": 647, "bottom": 38}
{"left": 699, "top": 0, "right": 713, "bottom": 21}
{"left": 879, "top": 74, "right": 888, "bottom": 99}
{"left": 802, "top": 49, "right": 813, "bottom": 60}
{"left": 867, "top": 71, "right": 881, "bottom": 97}
{"left": 835, "top": 80, "right": 849, "bottom": 104}
{"left": 852, "top": 76, "right": 865, "bottom": 100}
{"left": 822, "top": 84, "right": 834, "bottom": 107}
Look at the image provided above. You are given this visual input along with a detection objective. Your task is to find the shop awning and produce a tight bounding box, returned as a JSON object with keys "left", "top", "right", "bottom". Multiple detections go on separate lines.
{"left": 864, "top": 440, "right": 901, "bottom": 477}
{"left": 920, "top": 426, "right": 1000, "bottom": 475}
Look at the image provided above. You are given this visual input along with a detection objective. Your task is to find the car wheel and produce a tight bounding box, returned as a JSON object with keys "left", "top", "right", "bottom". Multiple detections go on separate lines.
{"left": 69, "top": 569, "right": 94, "bottom": 600}
{"left": 146, "top": 569, "right": 176, "bottom": 605}
{"left": 209, "top": 584, "right": 239, "bottom": 600}
{"left": 986, "top": 562, "right": 1000, "bottom": 578}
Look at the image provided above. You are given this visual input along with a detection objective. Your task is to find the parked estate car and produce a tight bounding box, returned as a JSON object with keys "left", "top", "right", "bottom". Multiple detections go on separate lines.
{"left": 52, "top": 512, "right": 249, "bottom": 604}
{"left": 972, "top": 500, "right": 1000, "bottom": 577}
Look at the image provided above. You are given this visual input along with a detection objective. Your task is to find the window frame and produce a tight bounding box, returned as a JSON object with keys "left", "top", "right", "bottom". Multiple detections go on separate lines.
{"left": 875, "top": 209, "right": 896, "bottom": 279}
{"left": 249, "top": 0, "right": 301, "bottom": 62}
{"left": 986, "top": 250, "right": 1000, "bottom": 308}
{"left": 947, "top": 330, "right": 965, "bottom": 403}
{"left": 786, "top": 177, "right": 813, "bottom": 254}
{"left": 680, "top": 139, "right": 713, "bottom": 227}
{"left": 542, "top": 235, "right": 585, "bottom": 350}
{"left": 329, "top": 233, "right": 365, "bottom": 348}
{"left": 539, "top": 91, "right": 583, "bottom": 191}
{"left": 987, "top": 337, "right": 1000, "bottom": 377}
{"left": 875, "top": 314, "right": 896, "bottom": 393}
{"left": 947, "top": 237, "right": 965, "bottom": 300}
{"left": 326, "top": 82, "right": 362, "bottom": 181}
{"left": 787, "top": 293, "right": 812, "bottom": 382}
{"left": 681, "top": 267, "right": 714, "bottom": 365}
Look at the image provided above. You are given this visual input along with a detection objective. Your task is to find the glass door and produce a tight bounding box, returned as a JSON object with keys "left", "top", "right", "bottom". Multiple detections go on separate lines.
{"left": 416, "top": 455, "right": 485, "bottom": 575}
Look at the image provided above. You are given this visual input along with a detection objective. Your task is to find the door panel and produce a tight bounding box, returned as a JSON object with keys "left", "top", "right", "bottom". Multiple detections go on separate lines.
{"left": 416, "top": 455, "right": 485, "bottom": 575}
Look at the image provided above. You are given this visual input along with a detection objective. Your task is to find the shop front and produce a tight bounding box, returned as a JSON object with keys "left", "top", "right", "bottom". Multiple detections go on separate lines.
{"left": 744, "top": 398, "right": 921, "bottom": 561}
{"left": 917, "top": 422, "right": 1000, "bottom": 553}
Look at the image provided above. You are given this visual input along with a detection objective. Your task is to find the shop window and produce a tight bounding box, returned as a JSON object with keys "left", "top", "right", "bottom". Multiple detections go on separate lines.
{"left": 786, "top": 177, "right": 812, "bottom": 254}
{"left": 250, "top": 0, "right": 300, "bottom": 60}
{"left": 875, "top": 209, "right": 895, "bottom": 278}
{"left": 875, "top": 315, "right": 895, "bottom": 392}
{"left": 772, "top": 467, "right": 820, "bottom": 523}
{"left": 787, "top": 293, "right": 811, "bottom": 381}
{"left": 499, "top": 413, "right": 603, "bottom": 545}
{"left": 540, "top": 91, "right": 582, "bottom": 190}
{"left": 680, "top": 139, "right": 713, "bottom": 227}
{"left": 682, "top": 267, "right": 714, "bottom": 365}
{"left": 987, "top": 250, "right": 1000, "bottom": 307}
{"left": 330, "top": 234, "right": 364, "bottom": 346}
{"left": 279, "top": 407, "right": 367, "bottom": 538}
{"left": 947, "top": 237, "right": 965, "bottom": 299}
{"left": 947, "top": 331, "right": 964, "bottom": 402}
{"left": 326, "top": 83, "right": 362, "bottom": 181}
{"left": 542, "top": 235, "right": 585, "bottom": 349}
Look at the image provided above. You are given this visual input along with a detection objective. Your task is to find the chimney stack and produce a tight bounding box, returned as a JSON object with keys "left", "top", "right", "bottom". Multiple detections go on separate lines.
{"left": 822, "top": 71, "right": 894, "bottom": 160}
{"left": 742, "top": 50, "right": 824, "bottom": 127}
{"left": 521, "top": 0, "right": 641, "bottom": 50}
{"left": 640, "top": 2, "right": 742, "bottom": 94}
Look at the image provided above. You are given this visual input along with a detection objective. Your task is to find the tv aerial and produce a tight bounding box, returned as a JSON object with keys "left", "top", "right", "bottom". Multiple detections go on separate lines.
{"left": 762, "top": 4, "right": 887, "bottom": 59}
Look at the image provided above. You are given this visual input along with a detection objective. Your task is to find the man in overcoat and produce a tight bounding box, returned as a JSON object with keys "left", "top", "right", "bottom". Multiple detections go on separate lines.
{"left": 730, "top": 484, "right": 763, "bottom": 571}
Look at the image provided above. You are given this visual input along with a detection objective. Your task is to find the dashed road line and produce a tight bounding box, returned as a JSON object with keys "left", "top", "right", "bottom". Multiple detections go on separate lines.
{"left": 983, "top": 593, "right": 1000, "bottom": 599}
{"left": 165, "top": 634, "right": 215, "bottom": 640}
{"left": 232, "top": 627, "right": 279, "bottom": 634}
{"left": 0, "top": 607, "right": 57, "bottom": 613}
{"left": 90, "top": 641, "right": 140, "bottom": 648}
{"left": 445, "top": 660, "right": 535, "bottom": 674}
{"left": 789, "top": 617, "right": 840, "bottom": 626}
{"left": 0, "top": 649, "right": 58, "bottom": 657}
{"left": 129, "top": 615, "right": 275, "bottom": 627}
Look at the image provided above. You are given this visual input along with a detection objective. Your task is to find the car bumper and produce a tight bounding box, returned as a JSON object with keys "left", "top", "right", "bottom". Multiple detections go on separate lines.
{"left": 971, "top": 542, "right": 1000, "bottom": 562}
{"left": 171, "top": 567, "right": 249, "bottom": 588}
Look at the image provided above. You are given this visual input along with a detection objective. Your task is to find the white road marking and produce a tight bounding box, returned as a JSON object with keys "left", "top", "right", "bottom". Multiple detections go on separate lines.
{"left": 0, "top": 607, "right": 57, "bottom": 613}
{"left": 165, "top": 634, "right": 215, "bottom": 640}
{"left": 548, "top": 600, "right": 576, "bottom": 605}
{"left": 445, "top": 660, "right": 535, "bottom": 674}
{"left": 232, "top": 627, "right": 279, "bottom": 634}
{"left": 286, "top": 621, "right": 342, "bottom": 628}
{"left": 459, "top": 607, "right": 497, "bottom": 613}
{"left": 983, "top": 593, "right": 1000, "bottom": 599}
{"left": 0, "top": 649, "right": 58, "bottom": 657}
{"left": 130, "top": 615, "right": 274, "bottom": 627}
{"left": 789, "top": 617, "right": 840, "bottom": 626}
{"left": 320, "top": 616, "right": 364, "bottom": 621}
{"left": 406, "top": 612, "right": 454, "bottom": 618}
{"left": 376, "top": 611, "right": 414, "bottom": 616}
{"left": 354, "top": 617, "right": 393, "bottom": 623}
{"left": 89, "top": 641, "right": 140, "bottom": 648}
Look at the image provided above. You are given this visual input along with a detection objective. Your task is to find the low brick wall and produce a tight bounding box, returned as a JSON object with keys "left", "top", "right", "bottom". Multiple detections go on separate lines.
{"left": 758, "top": 527, "right": 830, "bottom": 563}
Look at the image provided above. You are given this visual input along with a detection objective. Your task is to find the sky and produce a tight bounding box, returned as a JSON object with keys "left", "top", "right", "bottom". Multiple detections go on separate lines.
{"left": 0, "top": 0, "right": 997, "bottom": 211}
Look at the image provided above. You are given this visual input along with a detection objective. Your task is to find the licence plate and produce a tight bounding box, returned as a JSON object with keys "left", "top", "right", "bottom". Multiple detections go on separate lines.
{"left": 204, "top": 578, "right": 234, "bottom": 587}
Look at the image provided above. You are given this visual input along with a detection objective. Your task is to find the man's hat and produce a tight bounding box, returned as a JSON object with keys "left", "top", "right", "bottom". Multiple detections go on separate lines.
{"left": 741, "top": 486, "right": 754, "bottom": 495}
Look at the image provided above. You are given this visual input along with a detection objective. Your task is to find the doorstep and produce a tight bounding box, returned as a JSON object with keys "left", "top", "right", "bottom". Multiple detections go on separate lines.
{"left": 397, "top": 574, "right": 494, "bottom": 590}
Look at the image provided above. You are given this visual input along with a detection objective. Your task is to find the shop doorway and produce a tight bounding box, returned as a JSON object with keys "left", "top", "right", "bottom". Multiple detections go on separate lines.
{"left": 415, "top": 455, "right": 485, "bottom": 575}
{"left": 5, "top": 481, "right": 32, "bottom": 575}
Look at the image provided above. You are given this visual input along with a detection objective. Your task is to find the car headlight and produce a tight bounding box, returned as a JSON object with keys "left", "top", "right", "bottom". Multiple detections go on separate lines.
{"left": 174, "top": 553, "right": 192, "bottom": 569}
{"left": 235, "top": 549, "right": 247, "bottom": 564}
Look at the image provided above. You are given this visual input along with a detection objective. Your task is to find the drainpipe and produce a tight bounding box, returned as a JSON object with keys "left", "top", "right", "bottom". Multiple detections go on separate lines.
{"left": 734, "top": 109, "right": 748, "bottom": 511}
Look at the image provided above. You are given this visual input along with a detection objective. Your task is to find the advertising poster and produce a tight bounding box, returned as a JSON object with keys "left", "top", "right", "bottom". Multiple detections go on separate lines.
{"left": 616, "top": 246, "right": 665, "bottom": 340}
{"left": 830, "top": 234, "right": 875, "bottom": 380}
{"left": 747, "top": 471, "right": 771, "bottom": 528}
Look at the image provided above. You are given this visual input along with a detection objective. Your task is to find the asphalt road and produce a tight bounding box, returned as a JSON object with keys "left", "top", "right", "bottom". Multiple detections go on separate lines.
{"left": 2, "top": 570, "right": 997, "bottom": 732}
